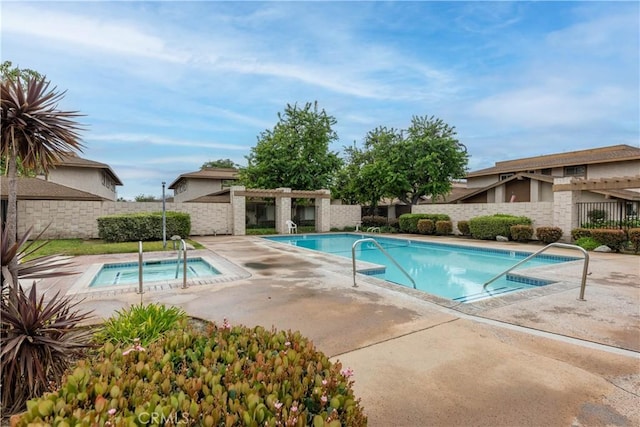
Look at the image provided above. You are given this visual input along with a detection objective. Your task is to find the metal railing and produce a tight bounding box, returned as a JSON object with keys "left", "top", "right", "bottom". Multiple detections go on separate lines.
{"left": 482, "top": 243, "right": 590, "bottom": 301}
{"left": 352, "top": 238, "right": 416, "bottom": 289}
{"left": 175, "top": 239, "right": 188, "bottom": 288}
{"left": 137, "top": 241, "right": 144, "bottom": 295}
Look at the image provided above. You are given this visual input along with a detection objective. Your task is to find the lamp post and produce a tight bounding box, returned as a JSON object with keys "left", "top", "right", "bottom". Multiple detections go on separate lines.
{"left": 162, "top": 181, "right": 166, "bottom": 249}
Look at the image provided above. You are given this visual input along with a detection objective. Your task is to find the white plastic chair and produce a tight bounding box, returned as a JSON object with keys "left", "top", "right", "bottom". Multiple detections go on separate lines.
{"left": 286, "top": 220, "right": 298, "bottom": 234}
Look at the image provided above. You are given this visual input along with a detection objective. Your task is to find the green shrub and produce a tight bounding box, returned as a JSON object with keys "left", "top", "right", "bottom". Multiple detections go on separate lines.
{"left": 468, "top": 214, "right": 532, "bottom": 240}
{"left": 571, "top": 228, "right": 592, "bottom": 241}
{"left": 628, "top": 228, "right": 640, "bottom": 253}
{"left": 417, "top": 219, "right": 435, "bottom": 235}
{"left": 536, "top": 227, "right": 563, "bottom": 244}
{"left": 510, "top": 225, "right": 533, "bottom": 242}
{"left": 435, "top": 220, "right": 453, "bottom": 236}
{"left": 398, "top": 213, "right": 450, "bottom": 233}
{"left": 590, "top": 229, "right": 628, "bottom": 252}
{"left": 387, "top": 218, "right": 399, "bottom": 231}
{"left": 97, "top": 212, "right": 191, "bottom": 243}
{"left": 457, "top": 220, "right": 470, "bottom": 236}
{"left": 575, "top": 237, "right": 601, "bottom": 251}
{"left": 16, "top": 320, "right": 367, "bottom": 426}
{"left": 361, "top": 215, "right": 387, "bottom": 228}
{"left": 94, "top": 303, "right": 187, "bottom": 347}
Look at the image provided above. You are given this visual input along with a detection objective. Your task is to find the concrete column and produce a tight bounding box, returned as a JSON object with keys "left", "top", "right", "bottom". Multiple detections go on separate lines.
{"left": 495, "top": 185, "right": 505, "bottom": 203}
{"left": 553, "top": 177, "right": 580, "bottom": 242}
{"left": 530, "top": 180, "right": 540, "bottom": 202}
{"left": 275, "top": 188, "right": 291, "bottom": 234}
{"left": 315, "top": 190, "right": 331, "bottom": 232}
{"left": 230, "top": 186, "right": 246, "bottom": 236}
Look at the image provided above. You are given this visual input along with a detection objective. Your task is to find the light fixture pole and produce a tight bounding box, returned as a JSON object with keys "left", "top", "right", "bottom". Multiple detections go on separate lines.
{"left": 162, "top": 181, "right": 166, "bottom": 249}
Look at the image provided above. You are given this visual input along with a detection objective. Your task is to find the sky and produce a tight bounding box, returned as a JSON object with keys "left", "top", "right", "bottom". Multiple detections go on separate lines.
{"left": 1, "top": 1, "right": 638, "bottom": 201}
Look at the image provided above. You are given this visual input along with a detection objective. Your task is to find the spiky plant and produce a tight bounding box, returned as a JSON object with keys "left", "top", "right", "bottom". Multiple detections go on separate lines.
{"left": 1, "top": 222, "right": 74, "bottom": 293}
{"left": 1, "top": 282, "right": 94, "bottom": 414}
{"left": 1, "top": 72, "right": 84, "bottom": 286}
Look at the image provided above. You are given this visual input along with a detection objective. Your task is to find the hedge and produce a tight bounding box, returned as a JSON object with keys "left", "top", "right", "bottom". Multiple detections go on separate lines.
{"left": 398, "top": 213, "right": 450, "bottom": 234}
{"left": 571, "top": 228, "right": 592, "bottom": 241}
{"left": 468, "top": 214, "right": 532, "bottom": 240}
{"left": 590, "top": 229, "right": 628, "bottom": 252}
{"left": 417, "top": 219, "right": 435, "bottom": 235}
{"left": 435, "top": 220, "right": 453, "bottom": 236}
{"left": 628, "top": 228, "right": 640, "bottom": 253}
{"left": 97, "top": 212, "right": 191, "bottom": 243}
{"left": 457, "top": 220, "right": 471, "bottom": 236}
{"left": 361, "top": 215, "right": 388, "bottom": 228}
{"left": 536, "top": 227, "right": 563, "bottom": 244}
{"left": 510, "top": 225, "right": 533, "bottom": 242}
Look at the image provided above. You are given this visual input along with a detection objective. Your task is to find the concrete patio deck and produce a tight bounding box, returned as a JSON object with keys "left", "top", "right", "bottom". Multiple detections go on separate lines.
{"left": 43, "top": 234, "right": 639, "bottom": 426}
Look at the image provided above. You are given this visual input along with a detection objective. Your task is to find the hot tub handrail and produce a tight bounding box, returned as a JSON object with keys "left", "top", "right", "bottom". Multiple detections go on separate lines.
{"left": 174, "top": 239, "right": 189, "bottom": 288}
{"left": 137, "top": 241, "right": 144, "bottom": 295}
{"left": 352, "top": 238, "right": 416, "bottom": 289}
{"left": 482, "top": 242, "right": 590, "bottom": 301}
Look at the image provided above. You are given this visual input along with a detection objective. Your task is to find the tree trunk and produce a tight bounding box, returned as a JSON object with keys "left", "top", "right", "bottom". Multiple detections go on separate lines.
{"left": 6, "top": 151, "right": 18, "bottom": 287}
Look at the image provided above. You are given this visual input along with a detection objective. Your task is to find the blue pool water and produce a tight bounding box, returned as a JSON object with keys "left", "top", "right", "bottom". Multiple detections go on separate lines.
{"left": 90, "top": 257, "right": 220, "bottom": 288}
{"left": 265, "top": 234, "right": 577, "bottom": 302}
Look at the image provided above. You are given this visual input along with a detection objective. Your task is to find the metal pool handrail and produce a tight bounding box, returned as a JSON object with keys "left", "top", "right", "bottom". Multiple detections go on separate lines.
{"left": 175, "top": 239, "right": 188, "bottom": 288}
{"left": 137, "top": 241, "right": 144, "bottom": 295}
{"left": 482, "top": 242, "right": 590, "bottom": 301}
{"left": 352, "top": 238, "right": 416, "bottom": 289}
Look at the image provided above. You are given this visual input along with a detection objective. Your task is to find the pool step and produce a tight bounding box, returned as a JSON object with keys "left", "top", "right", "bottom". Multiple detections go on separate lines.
{"left": 454, "top": 286, "right": 525, "bottom": 303}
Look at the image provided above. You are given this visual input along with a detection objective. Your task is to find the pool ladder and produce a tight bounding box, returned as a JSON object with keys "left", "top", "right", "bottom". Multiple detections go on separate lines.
{"left": 352, "top": 238, "right": 416, "bottom": 289}
{"left": 482, "top": 242, "right": 590, "bottom": 301}
{"left": 175, "top": 239, "right": 188, "bottom": 289}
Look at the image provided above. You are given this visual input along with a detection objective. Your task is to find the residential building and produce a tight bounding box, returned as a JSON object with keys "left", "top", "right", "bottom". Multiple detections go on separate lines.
{"left": 44, "top": 152, "right": 123, "bottom": 201}
{"left": 168, "top": 168, "right": 238, "bottom": 203}
{"left": 450, "top": 144, "right": 640, "bottom": 204}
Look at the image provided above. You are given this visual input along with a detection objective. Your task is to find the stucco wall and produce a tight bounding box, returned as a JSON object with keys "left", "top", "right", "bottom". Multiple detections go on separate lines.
{"left": 412, "top": 202, "right": 555, "bottom": 235}
{"left": 587, "top": 160, "right": 640, "bottom": 180}
{"left": 173, "top": 179, "right": 223, "bottom": 203}
{"left": 47, "top": 168, "right": 117, "bottom": 201}
{"left": 17, "top": 200, "right": 231, "bottom": 239}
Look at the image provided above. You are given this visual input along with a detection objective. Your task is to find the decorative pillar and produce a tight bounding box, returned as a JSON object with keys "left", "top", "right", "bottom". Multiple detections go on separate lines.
{"left": 553, "top": 177, "right": 580, "bottom": 242}
{"left": 315, "top": 190, "right": 331, "bottom": 232}
{"left": 230, "top": 186, "right": 246, "bottom": 236}
{"left": 275, "top": 188, "right": 292, "bottom": 234}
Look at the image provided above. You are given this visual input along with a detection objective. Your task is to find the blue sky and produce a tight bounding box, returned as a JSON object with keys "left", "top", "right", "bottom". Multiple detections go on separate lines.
{"left": 2, "top": 1, "right": 638, "bottom": 200}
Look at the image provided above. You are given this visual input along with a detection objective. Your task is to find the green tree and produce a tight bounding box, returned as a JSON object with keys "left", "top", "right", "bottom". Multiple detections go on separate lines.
{"left": 201, "top": 158, "right": 237, "bottom": 169}
{"left": 332, "top": 143, "right": 387, "bottom": 214}
{"left": 1, "top": 61, "right": 84, "bottom": 286}
{"left": 388, "top": 115, "right": 468, "bottom": 205}
{"left": 239, "top": 102, "right": 342, "bottom": 190}
{"left": 334, "top": 116, "right": 468, "bottom": 207}
{"left": 134, "top": 194, "right": 161, "bottom": 202}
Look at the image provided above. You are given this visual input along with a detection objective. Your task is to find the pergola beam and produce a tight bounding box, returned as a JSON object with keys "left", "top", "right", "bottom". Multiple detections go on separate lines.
{"left": 553, "top": 176, "right": 640, "bottom": 191}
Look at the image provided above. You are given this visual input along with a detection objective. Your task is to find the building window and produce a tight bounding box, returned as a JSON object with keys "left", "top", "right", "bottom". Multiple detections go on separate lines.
{"left": 102, "top": 171, "right": 115, "bottom": 192}
{"left": 564, "top": 165, "right": 586, "bottom": 177}
{"left": 176, "top": 181, "right": 187, "bottom": 194}
{"left": 499, "top": 173, "right": 514, "bottom": 181}
{"left": 541, "top": 168, "right": 552, "bottom": 175}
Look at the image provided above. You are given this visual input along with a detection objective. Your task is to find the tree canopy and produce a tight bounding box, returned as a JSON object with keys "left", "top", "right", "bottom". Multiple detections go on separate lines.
{"left": 334, "top": 115, "right": 468, "bottom": 206}
{"left": 239, "top": 102, "right": 342, "bottom": 190}
{"left": 201, "top": 158, "right": 237, "bottom": 169}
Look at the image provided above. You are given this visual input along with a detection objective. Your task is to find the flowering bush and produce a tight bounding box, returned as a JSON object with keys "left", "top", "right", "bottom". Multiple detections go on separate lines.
{"left": 14, "top": 320, "right": 367, "bottom": 426}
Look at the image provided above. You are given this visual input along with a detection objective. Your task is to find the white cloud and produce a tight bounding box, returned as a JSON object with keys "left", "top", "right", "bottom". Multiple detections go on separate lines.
{"left": 88, "top": 133, "right": 250, "bottom": 150}
{"left": 2, "top": 4, "right": 189, "bottom": 64}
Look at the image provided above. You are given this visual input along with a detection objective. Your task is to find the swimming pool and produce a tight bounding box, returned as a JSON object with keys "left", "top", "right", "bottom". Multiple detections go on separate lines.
{"left": 90, "top": 257, "right": 220, "bottom": 288}
{"left": 265, "top": 234, "right": 578, "bottom": 302}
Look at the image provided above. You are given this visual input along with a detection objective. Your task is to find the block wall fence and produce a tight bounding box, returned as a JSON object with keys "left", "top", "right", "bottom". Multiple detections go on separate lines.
{"left": 16, "top": 200, "right": 363, "bottom": 239}
{"left": 14, "top": 179, "right": 579, "bottom": 240}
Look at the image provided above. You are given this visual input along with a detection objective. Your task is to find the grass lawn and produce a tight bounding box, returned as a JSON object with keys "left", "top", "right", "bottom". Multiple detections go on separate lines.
{"left": 25, "top": 239, "right": 205, "bottom": 259}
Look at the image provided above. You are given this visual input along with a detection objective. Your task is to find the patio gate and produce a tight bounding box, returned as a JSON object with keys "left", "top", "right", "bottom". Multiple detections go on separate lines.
{"left": 577, "top": 200, "right": 640, "bottom": 229}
